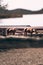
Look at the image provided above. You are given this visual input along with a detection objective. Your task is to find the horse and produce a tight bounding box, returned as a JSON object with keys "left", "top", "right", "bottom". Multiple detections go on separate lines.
{"left": 7, "top": 28, "right": 16, "bottom": 35}
{"left": 24, "top": 28, "right": 33, "bottom": 36}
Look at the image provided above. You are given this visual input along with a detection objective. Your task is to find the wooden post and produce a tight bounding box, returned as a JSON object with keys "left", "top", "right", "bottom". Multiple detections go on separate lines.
{"left": 3, "top": 28, "right": 7, "bottom": 36}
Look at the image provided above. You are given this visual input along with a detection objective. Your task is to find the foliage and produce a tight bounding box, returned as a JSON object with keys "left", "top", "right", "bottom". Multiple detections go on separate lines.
{"left": 0, "top": 0, "right": 8, "bottom": 9}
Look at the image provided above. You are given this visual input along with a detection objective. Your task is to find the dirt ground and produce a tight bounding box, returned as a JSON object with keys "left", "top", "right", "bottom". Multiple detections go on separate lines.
{"left": 0, "top": 48, "right": 43, "bottom": 65}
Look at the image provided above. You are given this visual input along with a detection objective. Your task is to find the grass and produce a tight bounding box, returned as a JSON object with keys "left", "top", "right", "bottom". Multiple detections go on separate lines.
{"left": 0, "top": 37, "right": 43, "bottom": 49}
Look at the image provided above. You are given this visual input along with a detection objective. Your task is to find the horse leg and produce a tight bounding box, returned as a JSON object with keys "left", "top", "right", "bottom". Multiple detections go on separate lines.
{"left": 13, "top": 30, "right": 16, "bottom": 35}
{"left": 31, "top": 32, "right": 32, "bottom": 36}
{"left": 24, "top": 31, "right": 27, "bottom": 36}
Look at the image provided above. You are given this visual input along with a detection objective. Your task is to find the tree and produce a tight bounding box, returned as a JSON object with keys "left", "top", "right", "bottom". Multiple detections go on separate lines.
{"left": 0, "top": 0, "right": 8, "bottom": 9}
{"left": 0, "top": 0, "right": 2, "bottom": 7}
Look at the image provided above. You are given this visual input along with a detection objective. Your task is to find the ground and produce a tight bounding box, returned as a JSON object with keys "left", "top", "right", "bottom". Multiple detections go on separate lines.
{"left": 0, "top": 48, "right": 43, "bottom": 65}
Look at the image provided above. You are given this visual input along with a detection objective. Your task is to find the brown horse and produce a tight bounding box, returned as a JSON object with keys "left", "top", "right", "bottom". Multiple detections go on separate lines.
{"left": 7, "top": 28, "right": 16, "bottom": 35}
{"left": 24, "top": 28, "right": 33, "bottom": 36}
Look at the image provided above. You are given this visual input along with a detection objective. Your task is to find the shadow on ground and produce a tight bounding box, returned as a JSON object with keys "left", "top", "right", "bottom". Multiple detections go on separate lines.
{"left": 0, "top": 37, "right": 43, "bottom": 51}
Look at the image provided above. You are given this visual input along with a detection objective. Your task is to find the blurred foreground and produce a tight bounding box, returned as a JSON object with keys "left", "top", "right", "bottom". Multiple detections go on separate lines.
{"left": 0, "top": 36, "right": 43, "bottom": 49}
{"left": 0, "top": 37, "right": 43, "bottom": 65}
